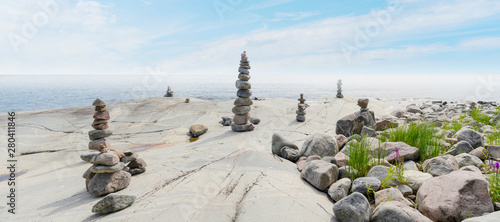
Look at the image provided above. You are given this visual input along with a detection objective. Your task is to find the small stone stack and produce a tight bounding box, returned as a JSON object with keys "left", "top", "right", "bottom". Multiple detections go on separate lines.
{"left": 336, "top": 79, "right": 344, "bottom": 98}
{"left": 296, "top": 94, "right": 307, "bottom": 122}
{"left": 231, "top": 51, "right": 255, "bottom": 132}
{"left": 83, "top": 98, "right": 131, "bottom": 197}
{"left": 164, "top": 86, "right": 173, "bottom": 97}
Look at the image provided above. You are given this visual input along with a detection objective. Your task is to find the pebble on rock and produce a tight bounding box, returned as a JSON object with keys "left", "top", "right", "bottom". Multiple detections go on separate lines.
{"left": 92, "top": 194, "right": 136, "bottom": 214}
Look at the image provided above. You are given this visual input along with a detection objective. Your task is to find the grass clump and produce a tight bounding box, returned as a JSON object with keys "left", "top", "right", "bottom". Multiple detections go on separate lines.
{"left": 442, "top": 120, "right": 463, "bottom": 132}
{"left": 486, "top": 130, "right": 500, "bottom": 146}
{"left": 471, "top": 108, "right": 491, "bottom": 125}
{"left": 346, "top": 136, "right": 372, "bottom": 180}
{"left": 380, "top": 122, "right": 442, "bottom": 162}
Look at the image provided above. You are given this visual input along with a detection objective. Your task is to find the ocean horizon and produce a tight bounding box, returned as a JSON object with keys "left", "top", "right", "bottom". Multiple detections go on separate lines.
{"left": 1, "top": 74, "right": 499, "bottom": 113}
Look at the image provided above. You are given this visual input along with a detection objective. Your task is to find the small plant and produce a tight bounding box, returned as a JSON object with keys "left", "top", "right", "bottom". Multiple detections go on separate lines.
{"left": 380, "top": 122, "right": 442, "bottom": 162}
{"left": 494, "top": 107, "right": 500, "bottom": 115}
{"left": 366, "top": 183, "right": 376, "bottom": 197}
{"left": 347, "top": 135, "right": 372, "bottom": 180}
{"left": 442, "top": 120, "right": 463, "bottom": 132}
{"left": 381, "top": 148, "right": 408, "bottom": 188}
{"left": 488, "top": 161, "right": 500, "bottom": 203}
{"left": 486, "top": 130, "right": 500, "bottom": 146}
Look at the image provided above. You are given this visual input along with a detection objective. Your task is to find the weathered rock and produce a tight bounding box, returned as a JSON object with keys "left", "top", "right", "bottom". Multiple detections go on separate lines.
{"left": 95, "top": 106, "right": 106, "bottom": 112}
{"left": 300, "top": 133, "right": 339, "bottom": 157}
{"left": 128, "top": 158, "right": 147, "bottom": 169}
{"left": 296, "top": 115, "right": 305, "bottom": 122}
{"left": 395, "top": 184, "right": 413, "bottom": 197}
{"left": 422, "top": 155, "right": 459, "bottom": 176}
{"left": 375, "top": 188, "right": 413, "bottom": 207}
{"left": 82, "top": 166, "right": 95, "bottom": 179}
{"left": 89, "top": 130, "right": 113, "bottom": 141}
{"left": 321, "top": 156, "right": 336, "bottom": 164}
{"left": 87, "top": 171, "right": 131, "bottom": 197}
{"left": 130, "top": 168, "right": 146, "bottom": 175}
{"left": 416, "top": 166, "right": 494, "bottom": 221}
{"left": 351, "top": 177, "right": 381, "bottom": 196}
{"left": 336, "top": 134, "right": 348, "bottom": 150}
{"left": 367, "top": 165, "right": 397, "bottom": 187}
{"left": 463, "top": 211, "right": 500, "bottom": 222}
{"left": 455, "top": 153, "right": 483, "bottom": 168}
{"left": 375, "top": 119, "right": 399, "bottom": 131}
{"left": 336, "top": 111, "right": 376, "bottom": 137}
{"left": 383, "top": 142, "right": 420, "bottom": 163}
{"left": 110, "top": 149, "right": 124, "bottom": 159}
{"left": 219, "top": 117, "right": 232, "bottom": 126}
{"left": 237, "top": 89, "right": 252, "bottom": 98}
{"left": 403, "top": 160, "right": 419, "bottom": 171}
{"left": 333, "top": 192, "right": 371, "bottom": 222}
{"left": 403, "top": 170, "right": 433, "bottom": 193}
{"left": 334, "top": 152, "right": 349, "bottom": 168}
{"left": 90, "top": 162, "right": 125, "bottom": 173}
{"left": 357, "top": 98, "right": 369, "bottom": 109}
{"left": 93, "top": 111, "right": 110, "bottom": 120}
{"left": 406, "top": 105, "right": 423, "bottom": 114}
{"left": 234, "top": 97, "right": 253, "bottom": 106}
{"left": 391, "top": 109, "right": 405, "bottom": 118}
{"left": 372, "top": 201, "right": 432, "bottom": 222}
{"left": 301, "top": 160, "right": 339, "bottom": 191}
{"left": 231, "top": 123, "right": 254, "bottom": 132}
{"left": 120, "top": 153, "right": 137, "bottom": 163}
{"left": 485, "top": 145, "right": 500, "bottom": 159}
{"left": 238, "top": 74, "right": 250, "bottom": 81}
{"left": 445, "top": 141, "right": 474, "bottom": 155}
{"left": 232, "top": 106, "right": 251, "bottom": 115}
{"left": 271, "top": 133, "right": 299, "bottom": 155}
{"left": 92, "top": 194, "right": 136, "bottom": 214}
{"left": 81, "top": 152, "right": 99, "bottom": 162}
{"left": 92, "top": 119, "right": 109, "bottom": 130}
{"left": 360, "top": 126, "right": 377, "bottom": 137}
{"left": 455, "top": 128, "right": 484, "bottom": 148}
{"left": 189, "top": 124, "right": 208, "bottom": 137}
{"left": 90, "top": 152, "right": 120, "bottom": 166}
{"left": 233, "top": 114, "right": 251, "bottom": 125}
{"left": 468, "top": 147, "right": 488, "bottom": 160}
{"left": 249, "top": 117, "right": 260, "bottom": 125}
{"left": 281, "top": 146, "right": 300, "bottom": 162}
{"left": 296, "top": 159, "right": 306, "bottom": 172}
{"left": 328, "top": 178, "right": 352, "bottom": 202}
{"left": 88, "top": 139, "right": 111, "bottom": 151}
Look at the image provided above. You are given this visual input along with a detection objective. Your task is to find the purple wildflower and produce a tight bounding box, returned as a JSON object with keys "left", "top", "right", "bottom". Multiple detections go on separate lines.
{"left": 395, "top": 148, "right": 400, "bottom": 162}
{"left": 496, "top": 162, "right": 500, "bottom": 174}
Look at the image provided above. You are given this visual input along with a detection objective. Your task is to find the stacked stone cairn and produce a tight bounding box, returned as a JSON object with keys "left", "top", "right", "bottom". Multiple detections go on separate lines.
{"left": 83, "top": 98, "right": 146, "bottom": 197}
{"left": 164, "top": 86, "right": 173, "bottom": 97}
{"left": 336, "top": 79, "right": 344, "bottom": 98}
{"left": 296, "top": 94, "right": 307, "bottom": 122}
{"left": 231, "top": 51, "right": 255, "bottom": 132}
{"left": 335, "top": 98, "right": 376, "bottom": 137}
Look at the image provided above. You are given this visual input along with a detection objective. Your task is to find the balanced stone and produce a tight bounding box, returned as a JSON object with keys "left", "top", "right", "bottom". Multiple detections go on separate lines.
{"left": 336, "top": 79, "right": 344, "bottom": 98}
{"left": 233, "top": 114, "right": 251, "bottom": 125}
{"left": 91, "top": 152, "right": 120, "bottom": 166}
{"left": 89, "top": 139, "right": 111, "bottom": 151}
{"left": 93, "top": 111, "right": 110, "bottom": 120}
{"left": 238, "top": 74, "right": 251, "bottom": 81}
{"left": 93, "top": 98, "right": 106, "bottom": 106}
{"left": 164, "top": 86, "right": 174, "bottom": 97}
{"left": 235, "top": 80, "right": 251, "bottom": 89}
{"left": 232, "top": 106, "right": 251, "bottom": 115}
{"left": 95, "top": 106, "right": 106, "bottom": 112}
{"left": 231, "top": 123, "right": 255, "bottom": 132}
{"left": 234, "top": 97, "right": 253, "bottom": 106}
{"left": 92, "top": 119, "right": 109, "bottom": 130}
{"left": 87, "top": 171, "right": 131, "bottom": 197}
{"left": 237, "top": 89, "right": 252, "bottom": 98}
{"left": 90, "top": 162, "right": 125, "bottom": 173}
{"left": 296, "top": 94, "right": 307, "bottom": 122}
{"left": 89, "top": 130, "right": 113, "bottom": 141}
{"left": 358, "top": 98, "right": 369, "bottom": 109}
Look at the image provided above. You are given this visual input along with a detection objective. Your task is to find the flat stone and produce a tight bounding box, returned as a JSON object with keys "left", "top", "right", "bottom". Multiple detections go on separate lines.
{"left": 93, "top": 111, "right": 110, "bottom": 120}
{"left": 232, "top": 106, "right": 251, "bottom": 115}
{"left": 89, "top": 130, "right": 113, "bottom": 141}
{"left": 81, "top": 152, "right": 99, "bottom": 162}
{"left": 296, "top": 110, "right": 306, "bottom": 115}
{"left": 88, "top": 139, "right": 111, "bottom": 151}
{"left": 233, "top": 113, "right": 251, "bottom": 125}
{"left": 235, "top": 80, "right": 251, "bottom": 90}
{"left": 95, "top": 106, "right": 106, "bottom": 112}
{"left": 90, "top": 152, "right": 120, "bottom": 166}
{"left": 231, "top": 123, "right": 254, "bottom": 132}
{"left": 234, "top": 97, "right": 253, "bottom": 106}
{"left": 237, "top": 89, "right": 252, "bottom": 98}
{"left": 110, "top": 149, "right": 125, "bottom": 159}
{"left": 87, "top": 171, "right": 131, "bottom": 197}
{"left": 92, "top": 194, "right": 136, "bottom": 214}
{"left": 90, "top": 162, "right": 125, "bottom": 173}
{"left": 128, "top": 158, "right": 147, "bottom": 169}
{"left": 189, "top": 124, "right": 208, "bottom": 137}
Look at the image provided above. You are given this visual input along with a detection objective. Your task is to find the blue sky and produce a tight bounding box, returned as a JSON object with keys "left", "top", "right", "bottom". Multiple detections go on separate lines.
{"left": 1, "top": 0, "right": 500, "bottom": 76}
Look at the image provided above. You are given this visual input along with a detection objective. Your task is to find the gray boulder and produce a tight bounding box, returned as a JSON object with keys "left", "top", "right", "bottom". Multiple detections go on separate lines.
{"left": 455, "top": 128, "right": 484, "bottom": 148}
{"left": 271, "top": 133, "right": 300, "bottom": 162}
{"left": 328, "top": 178, "right": 352, "bottom": 202}
{"left": 416, "top": 166, "right": 493, "bottom": 222}
{"left": 422, "top": 155, "right": 459, "bottom": 176}
{"left": 406, "top": 105, "right": 423, "bottom": 114}
{"left": 403, "top": 170, "right": 433, "bottom": 193}
{"left": 463, "top": 211, "right": 500, "bottom": 222}
{"left": 445, "top": 141, "right": 474, "bottom": 156}
{"left": 333, "top": 192, "right": 371, "bottom": 222}
{"left": 367, "top": 165, "right": 397, "bottom": 187}
{"left": 455, "top": 153, "right": 483, "bottom": 168}
{"left": 300, "top": 133, "right": 338, "bottom": 157}
{"left": 403, "top": 160, "right": 419, "bottom": 171}
{"left": 374, "top": 188, "right": 413, "bottom": 208}
{"left": 336, "top": 111, "right": 376, "bottom": 137}
{"left": 92, "top": 194, "right": 136, "bottom": 214}
{"left": 301, "top": 160, "right": 338, "bottom": 191}
{"left": 372, "top": 201, "right": 432, "bottom": 222}
{"left": 360, "top": 126, "right": 377, "bottom": 138}
{"left": 351, "top": 177, "right": 381, "bottom": 196}
{"left": 338, "top": 166, "right": 357, "bottom": 179}
{"left": 395, "top": 184, "right": 413, "bottom": 197}
{"left": 87, "top": 171, "right": 132, "bottom": 197}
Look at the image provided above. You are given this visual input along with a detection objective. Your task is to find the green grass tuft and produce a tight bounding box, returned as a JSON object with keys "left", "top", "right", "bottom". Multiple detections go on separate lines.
{"left": 346, "top": 136, "right": 372, "bottom": 179}
{"left": 471, "top": 108, "right": 491, "bottom": 125}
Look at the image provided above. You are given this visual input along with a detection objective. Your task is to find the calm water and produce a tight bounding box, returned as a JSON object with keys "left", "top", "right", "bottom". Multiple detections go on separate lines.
{"left": 1, "top": 74, "right": 499, "bottom": 113}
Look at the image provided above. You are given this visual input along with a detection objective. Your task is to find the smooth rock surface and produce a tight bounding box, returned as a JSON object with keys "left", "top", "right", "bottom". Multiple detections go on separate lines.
{"left": 351, "top": 177, "right": 381, "bottom": 196}
{"left": 300, "top": 133, "right": 339, "bottom": 157}
{"left": 422, "top": 155, "right": 459, "bottom": 176}
{"left": 328, "top": 178, "right": 352, "bottom": 202}
{"left": 372, "top": 201, "right": 432, "bottom": 222}
{"left": 455, "top": 153, "right": 483, "bottom": 168}
{"left": 455, "top": 128, "right": 484, "bottom": 148}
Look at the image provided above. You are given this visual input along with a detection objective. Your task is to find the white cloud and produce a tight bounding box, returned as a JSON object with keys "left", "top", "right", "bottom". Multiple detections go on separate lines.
{"left": 273, "top": 11, "right": 321, "bottom": 21}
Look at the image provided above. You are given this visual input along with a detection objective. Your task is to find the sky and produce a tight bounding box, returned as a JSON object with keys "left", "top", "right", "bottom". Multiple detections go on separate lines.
{"left": 1, "top": 0, "right": 500, "bottom": 76}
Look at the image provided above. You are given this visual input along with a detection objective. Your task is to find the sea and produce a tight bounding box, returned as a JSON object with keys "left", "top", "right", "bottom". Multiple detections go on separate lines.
{"left": 1, "top": 74, "right": 499, "bottom": 113}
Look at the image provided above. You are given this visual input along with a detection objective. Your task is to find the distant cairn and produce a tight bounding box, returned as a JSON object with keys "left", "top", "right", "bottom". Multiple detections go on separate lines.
{"left": 231, "top": 51, "right": 255, "bottom": 132}
{"left": 336, "top": 79, "right": 344, "bottom": 98}
{"left": 296, "top": 94, "right": 307, "bottom": 122}
{"left": 164, "top": 86, "right": 174, "bottom": 97}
